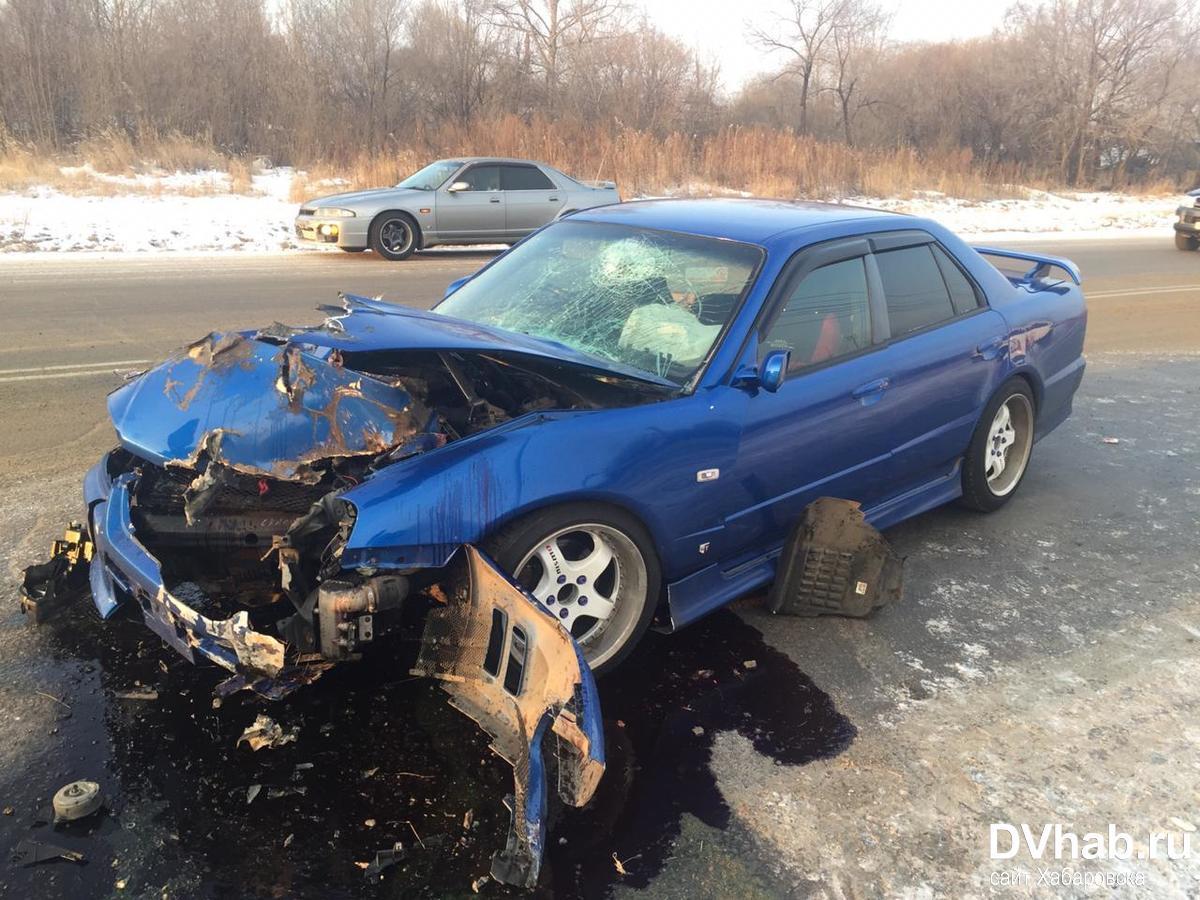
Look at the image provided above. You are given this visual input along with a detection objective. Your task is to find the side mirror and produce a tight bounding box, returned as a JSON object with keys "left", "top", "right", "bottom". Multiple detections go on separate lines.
{"left": 732, "top": 349, "right": 791, "bottom": 393}
{"left": 759, "top": 349, "right": 791, "bottom": 392}
{"left": 444, "top": 275, "right": 470, "bottom": 298}
{"left": 447, "top": 181, "right": 470, "bottom": 193}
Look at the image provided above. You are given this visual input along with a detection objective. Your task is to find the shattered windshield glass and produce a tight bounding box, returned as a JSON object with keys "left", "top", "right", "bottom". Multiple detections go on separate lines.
{"left": 435, "top": 221, "right": 763, "bottom": 383}
{"left": 397, "top": 160, "right": 461, "bottom": 190}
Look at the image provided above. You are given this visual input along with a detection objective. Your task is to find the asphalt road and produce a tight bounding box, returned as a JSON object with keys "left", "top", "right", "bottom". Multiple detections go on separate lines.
{"left": 1, "top": 237, "right": 1199, "bottom": 898}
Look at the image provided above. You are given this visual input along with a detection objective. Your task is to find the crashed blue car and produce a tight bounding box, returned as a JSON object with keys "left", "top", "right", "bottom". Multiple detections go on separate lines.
{"left": 42, "top": 198, "right": 1085, "bottom": 885}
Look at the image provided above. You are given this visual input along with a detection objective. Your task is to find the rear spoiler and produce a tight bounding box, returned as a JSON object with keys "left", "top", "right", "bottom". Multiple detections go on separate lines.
{"left": 973, "top": 246, "right": 1082, "bottom": 286}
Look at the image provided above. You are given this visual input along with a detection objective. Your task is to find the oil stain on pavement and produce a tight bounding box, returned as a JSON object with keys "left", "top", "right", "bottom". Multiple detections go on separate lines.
{"left": 0, "top": 600, "right": 854, "bottom": 899}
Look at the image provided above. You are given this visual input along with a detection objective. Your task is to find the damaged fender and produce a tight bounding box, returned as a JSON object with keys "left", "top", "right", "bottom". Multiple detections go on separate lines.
{"left": 412, "top": 545, "right": 605, "bottom": 888}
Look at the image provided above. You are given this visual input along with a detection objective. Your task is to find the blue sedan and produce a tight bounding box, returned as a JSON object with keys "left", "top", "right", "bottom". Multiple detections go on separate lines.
{"left": 59, "top": 198, "right": 1085, "bottom": 885}
{"left": 85, "top": 197, "right": 1086, "bottom": 679}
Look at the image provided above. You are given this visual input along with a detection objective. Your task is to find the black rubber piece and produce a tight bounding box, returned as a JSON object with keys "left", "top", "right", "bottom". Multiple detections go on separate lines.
{"left": 484, "top": 503, "right": 661, "bottom": 676}
{"left": 959, "top": 378, "right": 1036, "bottom": 512}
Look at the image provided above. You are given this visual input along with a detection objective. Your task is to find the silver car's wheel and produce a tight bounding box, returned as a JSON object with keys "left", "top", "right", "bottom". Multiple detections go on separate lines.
{"left": 369, "top": 211, "right": 417, "bottom": 260}
{"left": 514, "top": 523, "right": 648, "bottom": 671}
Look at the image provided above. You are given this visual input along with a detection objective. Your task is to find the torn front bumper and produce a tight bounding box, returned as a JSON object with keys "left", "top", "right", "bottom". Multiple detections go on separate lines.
{"left": 84, "top": 458, "right": 321, "bottom": 698}
{"left": 413, "top": 545, "right": 605, "bottom": 887}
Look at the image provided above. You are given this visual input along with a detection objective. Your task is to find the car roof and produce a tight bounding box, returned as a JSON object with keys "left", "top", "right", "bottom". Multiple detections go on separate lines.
{"left": 445, "top": 156, "right": 550, "bottom": 167}
{"left": 569, "top": 198, "right": 905, "bottom": 245}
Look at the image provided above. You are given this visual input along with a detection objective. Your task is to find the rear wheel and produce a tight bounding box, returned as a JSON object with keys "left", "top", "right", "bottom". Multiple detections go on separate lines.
{"left": 960, "top": 379, "right": 1036, "bottom": 512}
{"left": 369, "top": 211, "right": 418, "bottom": 260}
{"left": 485, "top": 504, "right": 660, "bottom": 675}
{"left": 1176, "top": 232, "right": 1199, "bottom": 251}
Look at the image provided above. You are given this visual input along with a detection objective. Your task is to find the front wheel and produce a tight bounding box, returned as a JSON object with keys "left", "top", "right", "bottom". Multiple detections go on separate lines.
{"left": 369, "top": 211, "right": 418, "bottom": 260}
{"left": 485, "top": 504, "right": 660, "bottom": 675}
{"left": 960, "top": 380, "right": 1036, "bottom": 512}
{"left": 1176, "top": 232, "right": 1199, "bottom": 251}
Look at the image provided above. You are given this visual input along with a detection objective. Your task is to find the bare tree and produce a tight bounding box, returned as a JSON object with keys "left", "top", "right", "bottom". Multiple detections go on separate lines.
{"left": 748, "top": 0, "right": 856, "bottom": 134}
{"left": 823, "top": 0, "right": 887, "bottom": 145}
{"left": 489, "top": 0, "right": 624, "bottom": 101}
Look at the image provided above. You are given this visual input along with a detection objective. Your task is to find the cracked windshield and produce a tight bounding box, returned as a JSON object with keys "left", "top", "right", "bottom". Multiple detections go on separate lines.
{"left": 435, "top": 220, "right": 762, "bottom": 383}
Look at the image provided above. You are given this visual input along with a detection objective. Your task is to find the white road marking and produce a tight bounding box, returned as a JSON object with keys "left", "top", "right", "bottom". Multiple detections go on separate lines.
{"left": 0, "top": 359, "right": 151, "bottom": 376}
{"left": 1087, "top": 284, "right": 1200, "bottom": 299}
{"left": 0, "top": 359, "right": 150, "bottom": 384}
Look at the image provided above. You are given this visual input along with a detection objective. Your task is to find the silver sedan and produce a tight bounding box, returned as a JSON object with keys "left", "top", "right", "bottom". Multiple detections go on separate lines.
{"left": 294, "top": 157, "right": 620, "bottom": 260}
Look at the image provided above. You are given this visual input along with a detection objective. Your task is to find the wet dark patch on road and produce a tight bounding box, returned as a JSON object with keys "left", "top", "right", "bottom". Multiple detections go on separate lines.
{"left": 1, "top": 600, "right": 854, "bottom": 899}
{"left": 539, "top": 606, "right": 856, "bottom": 897}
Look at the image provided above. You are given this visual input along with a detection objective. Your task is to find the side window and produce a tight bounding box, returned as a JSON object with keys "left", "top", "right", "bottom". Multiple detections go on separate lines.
{"left": 501, "top": 165, "right": 555, "bottom": 191}
{"left": 875, "top": 245, "right": 955, "bottom": 336}
{"left": 931, "top": 244, "right": 981, "bottom": 315}
{"left": 457, "top": 165, "right": 500, "bottom": 191}
{"left": 761, "top": 257, "right": 872, "bottom": 371}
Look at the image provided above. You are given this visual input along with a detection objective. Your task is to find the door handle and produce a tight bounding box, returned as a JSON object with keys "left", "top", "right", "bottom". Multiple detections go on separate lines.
{"left": 489, "top": 197, "right": 501, "bottom": 204}
{"left": 852, "top": 377, "right": 891, "bottom": 403}
{"left": 548, "top": 196, "right": 559, "bottom": 201}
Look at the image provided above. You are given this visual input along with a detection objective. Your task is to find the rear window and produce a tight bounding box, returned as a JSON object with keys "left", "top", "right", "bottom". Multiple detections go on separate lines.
{"left": 502, "top": 165, "right": 555, "bottom": 191}
{"left": 931, "top": 244, "right": 981, "bottom": 315}
{"left": 876, "top": 245, "right": 956, "bottom": 336}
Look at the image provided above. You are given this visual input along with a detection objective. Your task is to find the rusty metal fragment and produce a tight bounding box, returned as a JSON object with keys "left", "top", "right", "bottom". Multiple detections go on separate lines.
{"left": 412, "top": 545, "right": 605, "bottom": 888}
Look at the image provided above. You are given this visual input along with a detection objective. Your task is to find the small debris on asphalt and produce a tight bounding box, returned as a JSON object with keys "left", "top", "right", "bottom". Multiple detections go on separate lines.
{"left": 362, "top": 766, "right": 379, "bottom": 778}
{"left": 471, "top": 875, "right": 489, "bottom": 892}
{"left": 363, "top": 841, "right": 406, "bottom": 879}
{"left": 237, "top": 713, "right": 299, "bottom": 751}
{"left": 52, "top": 780, "right": 104, "bottom": 822}
{"left": 114, "top": 689, "right": 159, "bottom": 701}
{"left": 743, "top": 659, "right": 758, "bottom": 669}
{"left": 612, "top": 852, "right": 628, "bottom": 876}
{"left": 1102, "top": 437, "right": 1120, "bottom": 444}
{"left": 283, "top": 833, "right": 294, "bottom": 848}
{"left": 462, "top": 808, "right": 473, "bottom": 829}
{"left": 3, "top": 806, "right": 13, "bottom": 816}
{"left": 692, "top": 726, "right": 705, "bottom": 736}
{"left": 116, "top": 878, "right": 127, "bottom": 890}
{"left": 364, "top": 818, "right": 376, "bottom": 828}
{"left": 246, "top": 784, "right": 262, "bottom": 805}
{"left": 14, "top": 838, "right": 85, "bottom": 866}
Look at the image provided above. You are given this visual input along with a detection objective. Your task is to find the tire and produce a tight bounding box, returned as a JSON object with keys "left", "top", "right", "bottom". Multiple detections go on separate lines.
{"left": 369, "top": 211, "right": 419, "bottom": 260}
{"left": 484, "top": 503, "right": 661, "bottom": 675}
{"left": 1176, "top": 232, "right": 1199, "bottom": 251}
{"left": 959, "top": 378, "right": 1037, "bottom": 512}
{"left": 340, "top": 247, "right": 366, "bottom": 253}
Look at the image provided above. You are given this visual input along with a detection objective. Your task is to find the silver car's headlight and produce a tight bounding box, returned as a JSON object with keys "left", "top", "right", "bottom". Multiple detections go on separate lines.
{"left": 314, "top": 207, "right": 356, "bottom": 218}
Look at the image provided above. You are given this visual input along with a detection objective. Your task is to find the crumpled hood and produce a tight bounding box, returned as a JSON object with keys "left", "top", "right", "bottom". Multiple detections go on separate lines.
{"left": 108, "top": 330, "right": 426, "bottom": 481}
{"left": 304, "top": 187, "right": 422, "bottom": 208}
{"left": 108, "top": 297, "right": 670, "bottom": 480}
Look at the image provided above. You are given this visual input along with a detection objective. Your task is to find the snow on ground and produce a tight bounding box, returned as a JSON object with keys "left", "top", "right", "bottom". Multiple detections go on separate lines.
{"left": 0, "top": 166, "right": 1187, "bottom": 256}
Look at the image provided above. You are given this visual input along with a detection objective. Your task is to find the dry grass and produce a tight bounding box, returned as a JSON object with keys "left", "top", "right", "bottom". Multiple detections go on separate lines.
{"left": 289, "top": 117, "right": 1052, "bottom": 202}
{"left": 3, "top": 116, "right": 1176, "bottom": 202}
{"left": 0, "top": 130, "right": 258, "bottom": 196}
